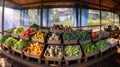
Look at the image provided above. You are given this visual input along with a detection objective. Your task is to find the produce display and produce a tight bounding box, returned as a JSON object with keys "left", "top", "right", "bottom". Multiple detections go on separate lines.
{"left": 63, "top": 32, "right": 77, "bottom": 40}
{"left": 6, "top": 28, "right": 15, "bottom": 33}
{"left": 107, "top": 38, "right": 118, "bottom": 45}
{"left": 64, "top": 45, "right": 82, "bottom": 56}
{"left": 4, "top": 37, "right": 18, "bottom": 46}
{"left": 30, "top": 24, "right": 39, "bottom": 29}
{"left": 48, "top": 33, "right": 60, "bottom": 40}
{"left": 0, "top": 35, "right": 9, "bottom": 42}
{"left": 1, "top": 24, "right": 116, "bottom": 66}
{"left": 14, "top": 39, "right": 27, "bottom": 50}
{"left": 45, "top": 45, "right": 63, "bottom": 57}
{"left": 83, "top": 43, "right": 97, "bottom": 54}
{"left": 95, "top": 40, "right": 110, "bottom": 49}
{"left": 32, "top": 30, "right": 46, "bottom": 40}
{"left": 12, "top": 26, "right": 25, "bottom": 35}
{"left": 51, "top": 24, "right": 64, "bottom": 31}
{"left": 75, "top": 30, "right": 91, "bottom": 41}
{"left": 25, "top": 42, "right": 44, "bottom": 55}
{"left": 104, "top": 25, "right": 119, "bottom": 32}
{"left": 91, "top": 32, "right": 99, "bottom": 39}
{"left": 64, "top": 26, "right": 73, "bottom": 32}
{"left": 20, "top": 28, "right": 36, "bottom": 37}
{"left": 97, "top": 30, "right": 109, "bottom": 38}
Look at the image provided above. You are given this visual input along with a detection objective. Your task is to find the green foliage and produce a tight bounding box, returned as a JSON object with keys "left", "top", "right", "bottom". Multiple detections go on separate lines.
{"left": 95, "top": 40, "right": 109, "bottom": 49}
{"left": 63, "top": 32, "right": 77, "bottom": 40}
{"left": 83, "top": 43, "right": 97, "bottom": 54}
{"left": 0, "top": 35, "right": 9, "bottom": 42}
{"left": 30, "top": 24, "right": 39, "bottom": 29}
{"left": 64, "top": 45, "right": 82, "bottom": 56}
{"left": 13, "top": 26, "right": 25, "bottom": 35}
{"left": 6, "top": 28, "right": 15, "bottom": 33}
{"left": 75, "top": 30, "right": 91, "bottom": 41}
{"left": 14, "top": 39, "right": 27, "bottom": 50}
{"left": 4, "top": 37, "right": 18, "bottom": 46}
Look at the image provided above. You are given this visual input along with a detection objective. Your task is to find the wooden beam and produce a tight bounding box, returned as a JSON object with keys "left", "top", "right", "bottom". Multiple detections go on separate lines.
{"left": 110, "top": 0, "right": 120, "bottom": 11}
{"left": 119, "top": 15, "right": 120, "bottom": 24}
{"left": 5, "top": 0, "right": 21, "bottom": 7}
{"left": 1, "top": 0, "right": 4, "bottom": 34}
{"left": 21, "top": 0, "right": 111, "bottom": 10}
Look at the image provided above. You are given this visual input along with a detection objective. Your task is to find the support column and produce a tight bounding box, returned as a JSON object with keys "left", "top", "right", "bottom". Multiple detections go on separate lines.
{"left": 113, "top": 13, "right": 115, "bottom": 25}
{"left": 80, "top": 0, "right": 82, "bottom": 29}
{"left": 2, "top": 0, "right": 5, "bottom": 35}
{"left": 40, "top": 0, "right": 43, "bottom": 26}
{"left": 99, "top": 0, "right": 102, "bottom": 30}
{"left": 118, "top": 15, "right": 120, "bottom": 25}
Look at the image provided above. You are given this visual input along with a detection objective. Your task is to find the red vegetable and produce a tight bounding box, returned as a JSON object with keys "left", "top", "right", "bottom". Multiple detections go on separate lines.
{"left": 21, "top": 29, "right": 36, "bottom": 37}
{"left": 91, "top": 32, "right": 99, "bottom": 39}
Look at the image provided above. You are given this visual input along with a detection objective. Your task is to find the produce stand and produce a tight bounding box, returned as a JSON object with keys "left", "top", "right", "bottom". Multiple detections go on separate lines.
{"left": 11, "top": 46, "right": 24, "bottom": 58}
{"left": 0, "top": 0, "right": 120, "bottom": 67}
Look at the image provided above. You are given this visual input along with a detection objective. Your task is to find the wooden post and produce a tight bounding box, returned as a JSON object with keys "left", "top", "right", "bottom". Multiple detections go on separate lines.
{"left": 40, "top": 0, "right": 43, "bottom": 26}
{"left": 80, "top": 0, "right": 82, "bottom": 29}
{"left": 118, "top": 15, "right": 120, "bottom": 25}
{"left": 99, "top": 0, "right": 102, "bottom": 30}
{"left": 2, "top": 0, "right": 5, "bottom": 35}
{"left": 113, "top": 13, "right": 115, "bottom": 25}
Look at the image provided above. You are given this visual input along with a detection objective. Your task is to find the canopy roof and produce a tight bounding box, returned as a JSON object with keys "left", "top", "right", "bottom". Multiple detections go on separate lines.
{"left": 1, "top": 0, "right": 120, "bottom": 13}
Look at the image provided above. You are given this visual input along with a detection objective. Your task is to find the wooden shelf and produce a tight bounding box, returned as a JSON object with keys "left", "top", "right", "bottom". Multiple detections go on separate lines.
{"left": 1, "top": 48, "right": 117, "bottom": 67}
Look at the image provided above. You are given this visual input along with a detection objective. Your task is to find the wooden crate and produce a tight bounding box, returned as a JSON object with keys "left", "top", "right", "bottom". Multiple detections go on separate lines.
{"left": 31, "top": 38, "right": 44, "bottom": 43}
{"left": 63, "top": 40, "right": 78, "bottom": 45}
{"left": 79, "top": 40, "right": 91, "bottom": 45}
{"left": 19, "top": 36, "right": 30, "bottom": 41}
{"left": 47, "top": 40, "right": 61, "bottom": 44}
{"left": 99, "top": 45, "right": 111, "bottom": 53}
{"left": 11, "top": 34, "right": 19, "bottom": 39}
{"left": 11, "top": 46, "right": 23, "bottom": 58}
{"left": 40, "top": 29, "right": 50, "bottom": 33}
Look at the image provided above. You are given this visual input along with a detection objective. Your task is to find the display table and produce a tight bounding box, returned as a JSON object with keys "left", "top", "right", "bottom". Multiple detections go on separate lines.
{"left": 1, "top": 48, "right": 117, "bottom": 67}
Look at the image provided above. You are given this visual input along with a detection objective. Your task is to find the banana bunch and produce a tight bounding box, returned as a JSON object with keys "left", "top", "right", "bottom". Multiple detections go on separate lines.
{"left": 32, "top": 30, "right": 46, "bottom": 40}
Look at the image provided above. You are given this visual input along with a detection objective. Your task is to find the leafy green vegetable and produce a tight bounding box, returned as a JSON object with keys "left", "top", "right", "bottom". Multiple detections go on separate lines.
{"left": 0, "top": 35, "right": 9, "bottom": 42}
{"left": 75, "top": 30, "right": 91, "bottom": 41}
{"left": 63, "top": 32, "right": 77, "bottom": 40}
{"left": 14, "top": 39, "right": 27, "bottom": 50}
{"left": 4, "top": 37, "right": 18, "bottom": 46}
{"left": 6, "top": 28, "right": 15, "bottom": 33}
{"left": 64, "top": 45, "right": 82, "bottom": 56}
{"left": 13, "top": 26, "right": 25, "bottom": 35}
{"left": 95, "top": 40, "right": 109, "bottom": 49}
{"left": 30, "top": 24, "right": 39, "bottom": 29}
{"left": 83, "top": 43, "right": 97, "bottom": 54}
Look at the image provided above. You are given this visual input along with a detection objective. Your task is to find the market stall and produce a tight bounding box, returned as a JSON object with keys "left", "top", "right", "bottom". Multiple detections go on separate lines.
{"left": 0, "top": 0, "right": 120, "bottom": 67}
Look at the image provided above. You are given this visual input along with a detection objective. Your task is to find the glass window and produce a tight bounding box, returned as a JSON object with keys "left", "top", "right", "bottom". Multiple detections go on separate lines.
{"left": 50, "top": 8, "right": 72, "bottom": 26}
{"left": 28, "top": 9, "right": 37, "bottom": 25}
{"left": 4, "top": 7, "right": 20, "bottom": 30}
{"left": 114, "top": 14, "right": 119, "bottom": 24}
{"left": 21, "top": 9, "right": 40, "bottom": 28}
{"left": 88, "top": 10, "right": 100, "bottom": 26}
{"left": 101, "top": 11, "right": 113, "bottom": 25}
